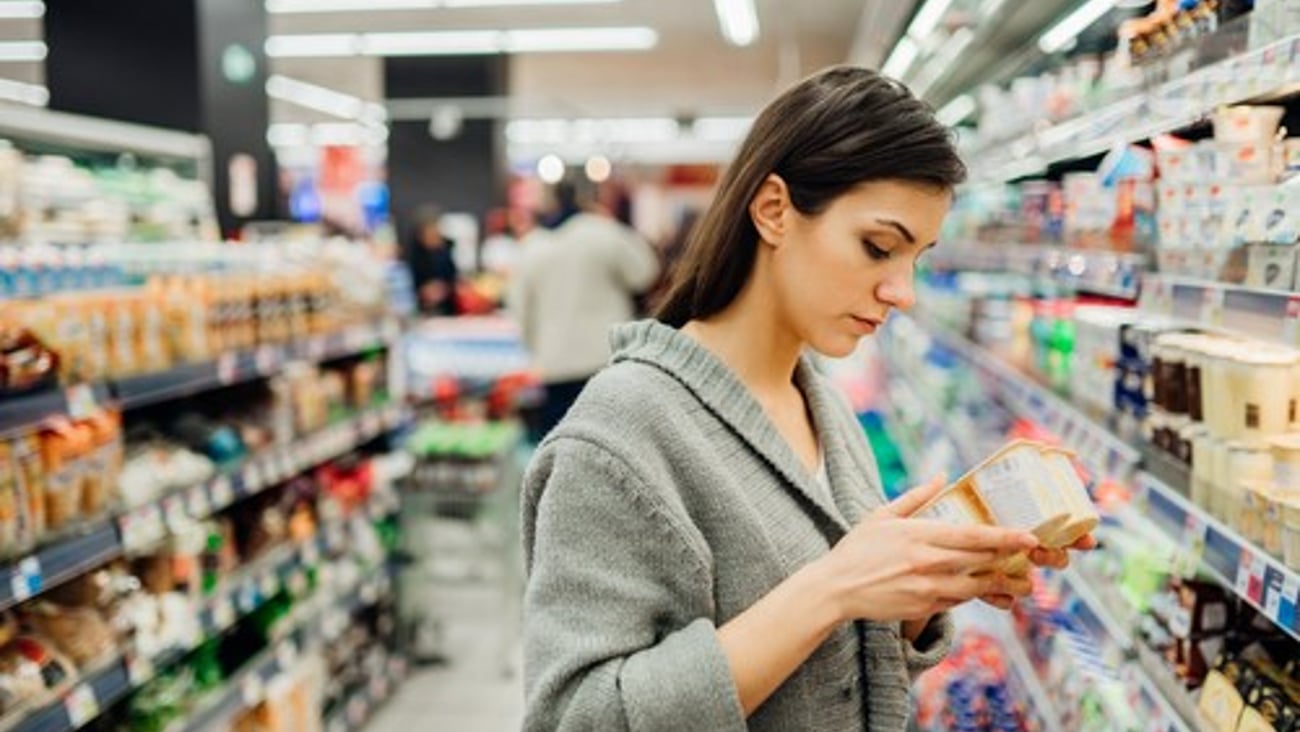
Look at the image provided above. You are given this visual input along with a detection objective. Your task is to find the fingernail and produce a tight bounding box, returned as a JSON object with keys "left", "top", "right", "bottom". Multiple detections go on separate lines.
{"left": 1019, "top": 533, "right": 1040, "bottom": 549}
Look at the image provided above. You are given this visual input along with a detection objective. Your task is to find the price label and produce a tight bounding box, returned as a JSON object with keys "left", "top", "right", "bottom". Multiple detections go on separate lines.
{"left": 288, "top": 570, "right": 308, "bottom": 596}
{"left": 64, "top": 684, "right": 99, "bottom": 727}
{"left": 1202, "top": 287, "right": 1225, "bottom": 325}
{"left": 9, "top": 556, "right": 42, "bottom": 602}
{"left": 214, "top": 597, "right": 236, "bottom": 629}
{"left": 255, "top": 345, "right": 280, "bottom": 375}
{"left": 306, "top": 336, "right": 327, "bottom": 361}
{"left": 1265, "top": 567, "right": 1285, "bottom": 619}
{"left": 162, "top": 495, "right": 189, "bottom": 531}
{"left": 1237, "top": 551, "right": 1269, "bottom": 604}
{"left": 302, "top": 539, "right": 321, "bottom": 566}
{"left": 126, "top": 653, "right": 155, "bottom": 686}
{"left": 1178, "top": 514, "right": 1208, "bottom": 578}
{"left": 1285, "top": 296, "right": 1300, "bottom": 347}
{"left": 210, "top": 475, "right": 235, "bottom": 509}
{"left": 243, "top": 463, "right": 264, "bottom": 493}
{"left": 241, "top": 675, "right": 264, "bottom": 705}
{"left": 186, "top": 484, "right": 211, "bottom": 519}
{"left": 1279, "top": 573, "right": 1299, "bottom": 631}
{"left": 260, "top": 572, "right": 279, "bottom": 598}
{"left": 276, "top": 640, "right": 298, "bottom": 670}
{"left": 65, "top": 384, "right": 99, "bottom": 420}
{"left": 217, "top": 353, "right": 239, "bottom": 385}
{"left": 238, "top": 582, "right": 259, "bottom": 613}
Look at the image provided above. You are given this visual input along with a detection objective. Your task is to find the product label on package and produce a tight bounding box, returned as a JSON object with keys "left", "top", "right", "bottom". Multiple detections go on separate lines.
{"left": 64, "top": 684, "right": 98, "bottom": 727}
{"left": 1265, "top": 567, "right": 1285, "bottom": 619}
{"left": 9, "top": 556, "right": 41, "bottom": 602}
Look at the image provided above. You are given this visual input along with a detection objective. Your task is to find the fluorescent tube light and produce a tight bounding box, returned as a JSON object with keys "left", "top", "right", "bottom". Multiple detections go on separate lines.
{"left": 267, "top": 27, "right": 657, "bottom": 58}
{"left": 362, "top": 30, "right": 502, "bottom": 56}
{"left": 0, "top": 78, "right": 46, "bottom": 106}
{"left": 906, "top": 0, "right": 955, "bottom": 40}
{"left": 0, "top": 1, "right": 43, "bottom": 19}
{"left": 503, "top": 27, "right": 657, "bottom": 53}
{"left": 1038, "top": 0, "right": 1118, "bottom": 53}
{"left": 911, "top": 27, "right": 974, "bottom": 96}
{"left": 936, "top": 93, "right": 976, "bottom": 126}
{"left": 881, "top": 37, "right": 919, "bottom": 78}
{"left": 266, "top": 0, "right": 619, "bottom": 11}
{"left": 266, "top": 74, "right": 388, "bottom": 122}
{"left": 0, "top": 41, "right": 45, "bottom": 62}
{"left": 265, "top": 34, "right": 358, "bottom": 58}
{"left": 713, "top": 0, "right": 759, "bottom": 47}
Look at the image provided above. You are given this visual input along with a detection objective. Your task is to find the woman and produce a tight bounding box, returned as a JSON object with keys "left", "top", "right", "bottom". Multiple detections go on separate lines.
{"left": 521, "top": 67, "right": 1091, "bottom": 731}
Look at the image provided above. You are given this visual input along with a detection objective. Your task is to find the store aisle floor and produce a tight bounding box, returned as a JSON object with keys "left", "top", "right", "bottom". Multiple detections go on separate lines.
{"left": 369, "top": 580, "right": 524, "bottom": 731}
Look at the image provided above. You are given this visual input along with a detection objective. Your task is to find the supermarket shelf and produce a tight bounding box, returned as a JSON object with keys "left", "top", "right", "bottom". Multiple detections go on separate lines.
{"left": 930, "top": 244, "right": 1147, "bottom": 301}
{"left": 0, "top": 401, "right": 403, "bottom": 636}
{"left": 176, "top": 566, "right": 396, "bottom": 732}
{"left": 901, "top": 313, "right": 1141, "bottom": 483}
{"left": 1140, "top": 274, "right": 1300, "bottom": 350}
{"left": 0, "top": 321, "right": 397, "bottom": 434}
{"left": 0, "top": 105, "right": 211, "bottom": 165}
{"left": 980, "top": 611, "right": 1063, "bottom": 732}
{"left": 1136, "top": 471, "right": 1300, "bottom": 642}
{"left": 970, "top": 34, "right": 1300, "bottom": 181}
{"left": 1056, "top": 569, "right": 1196, "bottom": 732}
{"left": 114, "top": 321, "right": 397, "bottom": 410}
{"left": 0, "top": 520, "right": 118, "bottom": 614}
{"left": 0, "top": 384, "right": 113, "bottom": 439}
{"left": 323, "top": 654, "right": 409, "bottom": 732}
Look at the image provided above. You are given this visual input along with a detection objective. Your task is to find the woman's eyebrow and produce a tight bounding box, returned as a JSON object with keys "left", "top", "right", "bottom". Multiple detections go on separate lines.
{"left": 874, "top": 218, "right": 915, "bottom": 244}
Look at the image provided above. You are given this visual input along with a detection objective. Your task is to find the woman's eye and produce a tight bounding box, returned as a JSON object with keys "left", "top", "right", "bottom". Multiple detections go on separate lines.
{"left": 863, "top": 239, "right": 890, "bottom": 261}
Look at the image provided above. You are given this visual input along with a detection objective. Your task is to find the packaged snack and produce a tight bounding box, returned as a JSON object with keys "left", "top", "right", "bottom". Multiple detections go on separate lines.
{"left": 39, "top": 422, "right": 85, "bottom": 532}
{"left": 21, "top": 602, "right": 117, "bottom": 666}
{"left": 916, "top": 440, "right": 1099, "bottom": 552}
{"left": 0, "top": 324, "right": 59, "bottom": 396}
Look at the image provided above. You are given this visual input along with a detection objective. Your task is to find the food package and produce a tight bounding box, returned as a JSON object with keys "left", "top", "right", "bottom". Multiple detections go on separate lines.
{"left": 21, "top": 602, "right": 117, "bottom": 666}
{"left": 915, "top": 440, "right": 1099, "bottom": 572}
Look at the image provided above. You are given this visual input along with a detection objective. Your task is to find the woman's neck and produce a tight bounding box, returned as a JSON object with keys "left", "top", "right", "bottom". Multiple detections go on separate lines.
{"left": 682, "top": 276, "right": 803, "bottom": 397}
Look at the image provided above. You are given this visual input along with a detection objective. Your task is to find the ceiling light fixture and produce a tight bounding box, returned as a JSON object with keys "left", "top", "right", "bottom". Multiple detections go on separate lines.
{"left": 0, "top": 78, "right": 47, "bottom": 106}
{"left": 266, "top": 74, "right": 378, "bottom": 120}
{"left": 0, "top": 1, "right": 43, "bottom": 19}
{"left": 906, "top": 0, "right": 956, "bottom": 40}
{"left": 880, "top": 36, "right": 919, "bottom": 78}
{"left": 266, "top": 0, "right": 620, "bottom": 13}
{"left": 537, "top": 154, "right": 565, "bottom": 183}
{"left": 267, "top": 27, "right": 657, "bottom": 58}
{"left": 936, "top": 93, "right": 976, "bottom": 126}
{"left": 1038, "top": 0, "right": 1119, "bottom": 53}
{"left": 911, "top": 27, "right": 974, "bottom": 97}
{"left": 0, "top": 41, "right": 46, "bottom": 62}
{"left": 713, "top": 0, "right": 759, "bottom": 47}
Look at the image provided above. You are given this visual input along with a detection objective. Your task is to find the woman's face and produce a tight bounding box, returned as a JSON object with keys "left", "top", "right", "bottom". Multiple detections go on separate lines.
{"left": 770, "top": 179, "right": 950, "bottom": 358}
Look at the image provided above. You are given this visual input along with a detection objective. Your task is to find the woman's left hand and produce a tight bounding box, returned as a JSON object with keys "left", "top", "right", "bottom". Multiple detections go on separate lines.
{"left": 978, "top": 534, "right": 1097, "bottom": 610}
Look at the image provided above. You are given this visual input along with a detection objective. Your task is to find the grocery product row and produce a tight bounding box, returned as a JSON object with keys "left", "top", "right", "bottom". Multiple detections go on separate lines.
{"left": 0, "top": 438, "right": 405, "bottom": 732}
{"left": 878, "top": 264, "right": 1300, "bottom": 730}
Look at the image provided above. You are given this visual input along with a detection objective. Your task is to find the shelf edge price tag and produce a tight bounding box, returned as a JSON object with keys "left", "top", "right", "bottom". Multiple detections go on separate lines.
{"left": 1235, "top": 550, "right": 1254, "bottom": 597}
{"left": 1285, "top": 296, "right": 1300, "bottom": 346}
{"left": 65, "top": 384, "right": 99, "bottom": 420}
{"left": 1279, "top": 573, "right": 1299, "bottom": 631}
{"left": 241, "top": 674, "right": 264, "bottom": 705}
{"left": 126, "top": 653, "right": 155, "bottom": 686}
{"left": 1177, "top": 513, "right": 1208, "bottom": 578}
{"left": 10, "top": 556, "right": 42, "bottom": 602}
{"left": 64, "top": 684, "right": 99, "bottom": 727}
{"left": 1264, "top": 567, "right": 1285, "bottom": 620}
{"left": 214, "top": 597, "right": 236, "bottom": 629}
{"left": 217, "top": 353, "right": 239, "bottom": 385}
{"left": 210, "top": 475, "right": 235, "bottom": 509}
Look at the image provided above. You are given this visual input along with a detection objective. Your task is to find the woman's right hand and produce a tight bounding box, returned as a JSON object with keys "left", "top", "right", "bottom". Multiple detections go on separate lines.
{"left": 812, "top": 475, "right": 1041, "bottom": 623}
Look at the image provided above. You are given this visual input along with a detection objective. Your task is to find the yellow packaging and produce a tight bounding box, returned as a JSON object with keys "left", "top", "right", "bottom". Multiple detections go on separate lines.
{"left": 1199, "top": 670, "right": 1245, "bottom": 731}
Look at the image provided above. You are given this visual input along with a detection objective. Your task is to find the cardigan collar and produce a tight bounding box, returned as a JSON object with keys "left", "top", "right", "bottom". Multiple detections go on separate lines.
{"left": 610, "top": 319, "right": 876, "bottom": 534}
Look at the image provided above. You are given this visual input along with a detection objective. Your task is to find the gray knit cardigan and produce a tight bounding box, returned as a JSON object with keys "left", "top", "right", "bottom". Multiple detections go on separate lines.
{"left": 522, "top": 320, "right": 953, "bottom": 731}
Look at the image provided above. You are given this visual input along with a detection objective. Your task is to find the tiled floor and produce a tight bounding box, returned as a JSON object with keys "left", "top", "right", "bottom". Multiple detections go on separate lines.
{"left": 369, "top": 495, "right": 525, "bottom": 732}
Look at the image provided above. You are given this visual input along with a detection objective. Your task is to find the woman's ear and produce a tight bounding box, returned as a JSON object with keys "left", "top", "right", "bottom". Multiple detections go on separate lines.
{"left": 749, "top": 174, "right": 790, "bottom": 248}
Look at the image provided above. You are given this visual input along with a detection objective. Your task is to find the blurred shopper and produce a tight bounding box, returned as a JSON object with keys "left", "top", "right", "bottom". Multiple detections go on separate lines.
{"left": 406, "top": 205, "right": 460, "bottom": 316}
{"left": 509, "top": 180, "right": 659, "bottom": 441}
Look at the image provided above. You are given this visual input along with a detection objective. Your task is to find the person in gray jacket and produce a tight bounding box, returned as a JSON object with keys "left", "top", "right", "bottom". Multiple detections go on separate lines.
{"left": 510, "top": 181, "right": 660, "bottom": 441}
{"left": 521, "top": 66, "right": 1093, "bottom": 731}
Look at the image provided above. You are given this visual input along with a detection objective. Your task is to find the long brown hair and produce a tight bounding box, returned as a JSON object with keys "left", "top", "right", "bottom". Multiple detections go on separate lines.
{"left": 655, "top": 66, "right": 966, "bottom": 327}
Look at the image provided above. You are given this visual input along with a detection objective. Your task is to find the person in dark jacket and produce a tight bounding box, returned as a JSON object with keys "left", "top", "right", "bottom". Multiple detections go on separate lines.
{"left": 407, "top": 205, "right": 460, "bottom": 316}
